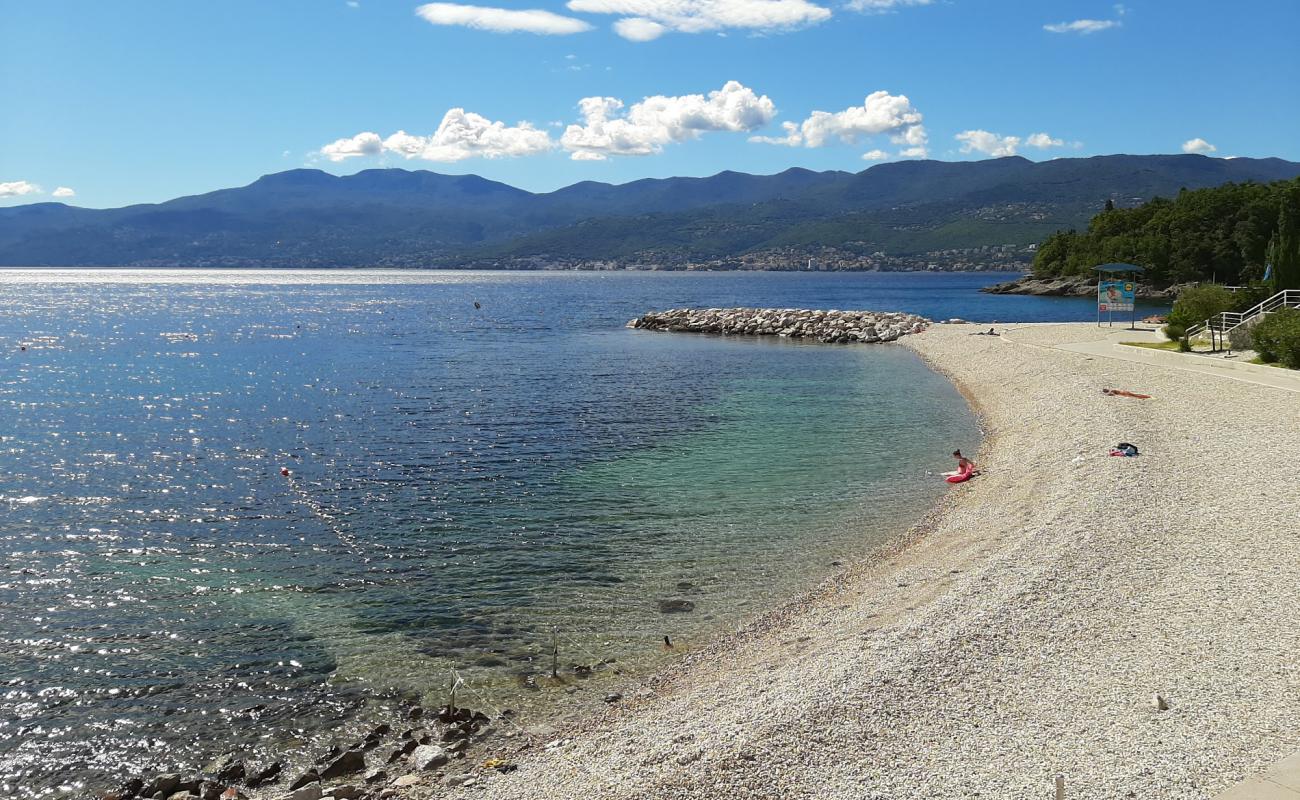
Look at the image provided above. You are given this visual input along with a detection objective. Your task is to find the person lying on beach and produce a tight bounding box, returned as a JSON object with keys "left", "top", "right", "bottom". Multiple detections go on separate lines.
{"left": 1102, "top": 388, "right": 1152, "bottom": 399}
{"left": 968, "top": 328, "right": 999, "bottom": 336}
{"left": 943, "top": 449, "right": 979, "bottom": 477}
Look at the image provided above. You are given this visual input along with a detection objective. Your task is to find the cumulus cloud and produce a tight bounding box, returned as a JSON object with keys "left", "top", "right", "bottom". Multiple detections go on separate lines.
{"left": 386, "top": 110, "right": 554, "bottom": 161}
{"left": 1182, "top": 137, "right": 1217, "bottom": 155}
{"left": 0, "top": 180, "right": 41, "bottom": 198}
{"left": 1025, "top": 132, "right": 1064, "bottom": 149}
{"left": 750, "top": 90, "right": 927, "bottom": 158}
{"left": 1044, "top": 18, "right": 1119, "bottom": 34}
{"left": 847, "top": 0, "right": 931, "bottom": 13}
{"left": 321, "top": 110, "right": 554, "bottom": 163}
{"left": 561, "top": 80, "right": 776, "bottom": 160}
{"left": 52, "top": 186, "right": 76, "bottom": 198}
{"left": 566, "top": 0, "right": 831, "bottom": 40}
{"left": 320, "top": 132, "right": 384, "bottom": 162}
{"left": 861, "top": 149, "right": 889, "bottom": 161}
{"left": 956, "top": 129, "right": 1069, "bottom": 158}
{"left": 956, "top": 130, "right": 1020, "bottom": 158}
{"left": 416, "top": 2, "right": 592, "bottom": 34}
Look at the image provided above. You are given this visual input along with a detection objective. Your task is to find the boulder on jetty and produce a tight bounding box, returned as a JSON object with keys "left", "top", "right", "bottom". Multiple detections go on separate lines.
{"left": 627, "top": 308, "right": 929, "bottom": 344}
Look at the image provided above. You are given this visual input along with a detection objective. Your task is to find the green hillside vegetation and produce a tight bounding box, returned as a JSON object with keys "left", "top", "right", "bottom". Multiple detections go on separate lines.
{"left": 1032, "top": 178, "right": 1300, "bottom": 287}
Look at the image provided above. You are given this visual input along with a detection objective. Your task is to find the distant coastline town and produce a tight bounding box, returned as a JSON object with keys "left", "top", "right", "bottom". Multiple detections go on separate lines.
{"left": 439, "top": 243, "right": 1037, "bottom": 272}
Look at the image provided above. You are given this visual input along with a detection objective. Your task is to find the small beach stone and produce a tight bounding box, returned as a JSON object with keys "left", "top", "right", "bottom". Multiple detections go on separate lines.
{"left": 411, "top": 745, "right": 447, "bottom": 771}
{"left": 392, "top": 775, "right": 420, "bottom": 788}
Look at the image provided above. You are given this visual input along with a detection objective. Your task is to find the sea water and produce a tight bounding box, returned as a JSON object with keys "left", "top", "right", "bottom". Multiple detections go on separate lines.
{"left": 0, "top": 270, "right": 1097, "bottom": 795}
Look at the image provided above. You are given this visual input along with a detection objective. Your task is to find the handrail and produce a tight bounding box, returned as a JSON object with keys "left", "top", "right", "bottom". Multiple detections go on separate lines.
{"left": 1184, "top": 289, "right": 1300, "bottom": 344}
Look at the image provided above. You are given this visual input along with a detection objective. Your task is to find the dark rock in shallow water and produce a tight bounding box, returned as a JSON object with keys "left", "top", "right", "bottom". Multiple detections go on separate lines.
{"left": 658, "top": 599, "right": 696, "bottom": 614}
{"left": 288, "top": 769, "right": 319, "bottom": 790}
{"left": 245, "top": 762, "right": 282, "bottom": 789}
{"left": 384, "top": 740, "right": 417, "bottom": 764}
{"left": 320, "top": 749, "right": 366, "bottom": 780}
{"left": 144, "top": 775, "right": 181, "bottom": 799}
{"left": 117, "top": 778, "right": 145, "bottom": 799}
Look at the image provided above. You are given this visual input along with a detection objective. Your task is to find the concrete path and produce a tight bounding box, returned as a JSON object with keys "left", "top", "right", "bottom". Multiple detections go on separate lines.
{"left": 998, "top": 324, "right": 1300, "bottom": 394}
{"left": 1213, "top": 751, "right": 1300, "bottom": 799}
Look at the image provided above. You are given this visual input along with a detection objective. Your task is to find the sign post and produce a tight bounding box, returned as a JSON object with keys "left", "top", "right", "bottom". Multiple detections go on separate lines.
{"left": 1094, "top": 263, "right": 1143, "bottom": 329}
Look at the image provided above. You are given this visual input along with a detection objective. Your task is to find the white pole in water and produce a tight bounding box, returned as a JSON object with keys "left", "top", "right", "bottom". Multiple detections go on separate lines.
{"left": 1055, "top": 774, "right": 1065, "bottom": 800}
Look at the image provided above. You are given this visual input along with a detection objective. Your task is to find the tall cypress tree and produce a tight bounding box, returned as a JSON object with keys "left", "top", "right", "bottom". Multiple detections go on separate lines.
{"left": 1270, "top": 184, "right": 1300, "bottom": 291}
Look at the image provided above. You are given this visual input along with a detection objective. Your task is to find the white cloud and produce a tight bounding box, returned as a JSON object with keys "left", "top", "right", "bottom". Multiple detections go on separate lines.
{"left": 750, "top": 90, "right": 927, "bottom": 158}
{"left": 956, "top": 129, "right": 1022, "bottom": 157}
{"left": 320, "top": 131, "right": 384, "bottom": 162}
{"left": 1044, "top": 18, "right": 1119, "bottom": 34}
{"left": 386, "top": 110, "right": 554, "bottom": 161}
{"left": 566, "top": 0, "right": 831, "bottom": 40}
{"left": 416, "top": 2, "right": 592, "bottom": 34}
{"left": 861, "top": 149, "right": 889, "bottom": 161}
{"left": 1182, "top": 137, "right": 1217, "bottom": 155}
{"left": 0, "top": 180, "right": 41, "bottom": 198}
{"left": 52, "top": 186, "right": 76, "bottom": 198}
{"left": 956, "top": 129, "right": 1069, "bottom": 157}
{"left": 613, "top": 16, "right": 668, "bottom": 40}
{"left": 847, "top": 0, "right": 931, "bottom": 13}
{"left": 1025, "top": 132, "right": 1064, "bottom": 149}
{"left": 322, "top": 111, "right": 554, "bottom": 164}
{"left": 561, "top": 80, "right": 776, "bottom": 159}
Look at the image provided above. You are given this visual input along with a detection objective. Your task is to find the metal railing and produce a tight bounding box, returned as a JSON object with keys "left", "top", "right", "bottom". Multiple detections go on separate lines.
{"left": 1185, "top": 289, "right": 1300, "bottom": 347}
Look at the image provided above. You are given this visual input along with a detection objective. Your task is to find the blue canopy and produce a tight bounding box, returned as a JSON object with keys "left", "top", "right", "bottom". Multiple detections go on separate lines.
{"left": 1094, "top": 263, "right": 1145, "bottom": 273}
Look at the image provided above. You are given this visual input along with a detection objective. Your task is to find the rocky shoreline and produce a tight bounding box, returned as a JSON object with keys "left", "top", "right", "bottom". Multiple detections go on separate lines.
{"left": 980, "top": 273, "right": 1182, "bottom": 300}
{"left": 104, "top": 703, "right": 507, "bottom": 800}
{"left": 628, "top": 307, "right": 930, "bottom": 343}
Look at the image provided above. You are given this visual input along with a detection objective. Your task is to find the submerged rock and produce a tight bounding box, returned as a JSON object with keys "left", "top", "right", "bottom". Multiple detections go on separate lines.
{"left": 658, "top": 599, "right": 696, "bottom": 614}
{"left": 246, "top": 762, "right": 283, "bottom": 790}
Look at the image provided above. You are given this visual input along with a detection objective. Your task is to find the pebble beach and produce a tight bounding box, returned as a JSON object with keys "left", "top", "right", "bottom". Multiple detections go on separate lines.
{"left": 418, "top": 322, "right": 1300, "bottom": 800}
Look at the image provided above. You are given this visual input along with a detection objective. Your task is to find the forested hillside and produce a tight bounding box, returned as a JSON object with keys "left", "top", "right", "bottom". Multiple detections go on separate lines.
{"left": 1032, "top": 178, "right": 1300, "bottom": 287}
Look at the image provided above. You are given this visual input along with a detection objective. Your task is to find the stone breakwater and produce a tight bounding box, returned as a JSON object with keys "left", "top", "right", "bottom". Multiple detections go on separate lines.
{"left": 628, "top": 308, "right": 930, "bottom": 344}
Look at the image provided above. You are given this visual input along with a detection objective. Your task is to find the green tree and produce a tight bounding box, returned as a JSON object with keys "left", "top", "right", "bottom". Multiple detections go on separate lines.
{"left": 1268, "top": 184, "right": 1300, "bottom": 291}
{"left": 1164, "top": 283, "right": 1237, "bottom": 341}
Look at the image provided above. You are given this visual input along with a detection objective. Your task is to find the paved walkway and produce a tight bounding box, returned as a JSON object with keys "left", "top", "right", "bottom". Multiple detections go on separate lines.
{"left": 999, "top": 324, "right": 1300, "bottom": 394}
{"left": 1213, "top": 751, "right": 1300, "bottom": 799}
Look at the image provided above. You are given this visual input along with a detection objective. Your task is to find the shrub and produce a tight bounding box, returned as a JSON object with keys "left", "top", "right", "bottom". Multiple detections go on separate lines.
{"left": 1251, "top": 308, "right": 1300, "bottom": 367}
{"left": 1165, "top": 284, "right": 1236, "bottom": 341}
{"left": 1163, "top": 322, "right": 1186, "bottom": 341}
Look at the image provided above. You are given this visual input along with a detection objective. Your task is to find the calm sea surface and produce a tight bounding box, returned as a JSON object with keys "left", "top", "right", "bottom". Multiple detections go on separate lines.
{"left": 0, "top": 270, "right": 1128, "bottom": 796}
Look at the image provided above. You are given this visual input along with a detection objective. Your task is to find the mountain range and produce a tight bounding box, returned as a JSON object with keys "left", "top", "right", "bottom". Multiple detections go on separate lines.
{"left": 3, "top": 154, "right": 1298, "bottom": 269}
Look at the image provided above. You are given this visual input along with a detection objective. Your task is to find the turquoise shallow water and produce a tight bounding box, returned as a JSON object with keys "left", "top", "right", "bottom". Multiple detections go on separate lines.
{"left": 0, "top": 270, "right": 993, "bottom": 796}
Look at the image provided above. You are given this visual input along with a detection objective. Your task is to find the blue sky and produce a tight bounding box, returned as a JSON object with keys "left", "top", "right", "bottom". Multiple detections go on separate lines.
{"left": 2, "top": 0, "right": 1297, "bottom": 208}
